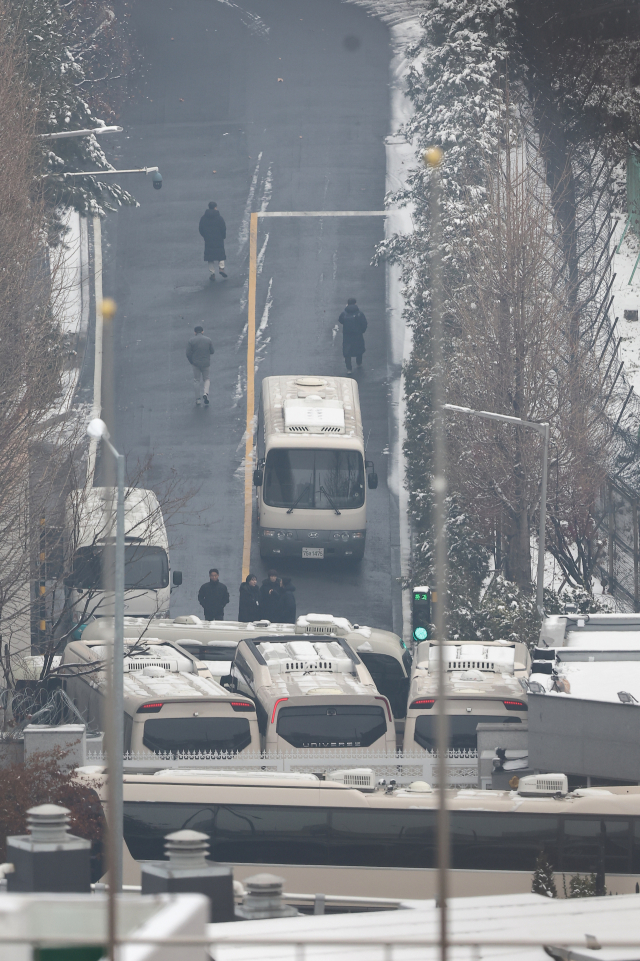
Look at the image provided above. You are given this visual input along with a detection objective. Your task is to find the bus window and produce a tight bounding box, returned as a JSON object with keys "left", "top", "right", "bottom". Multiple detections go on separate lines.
{"left": 414, "top": 714, "right": 522, "bottom": 752}
{"left": 357, "top": 652, "right": 409, "bottom": 718}
{"left": 142, "top": 717, "right": 252, "bottom": 755}
{"left": 263, "top": 449, "right": 365, "bottom": 510}
{"left": 212, "top": 805, "right": 329, "bottom": 865}
{"left": 451, "top": 813, "right": 559, "bottom": 872}
{"left": 329, "top": 809, "right": 435, "bottom": 868}
{"left": 70, "top": 545, "right": 169, "bottom": 590}
{"left": 276, "top": 704, "right": 387, "bottom": 748}
{"left": 562, "top": 818, "right": 630, "bottom": 874}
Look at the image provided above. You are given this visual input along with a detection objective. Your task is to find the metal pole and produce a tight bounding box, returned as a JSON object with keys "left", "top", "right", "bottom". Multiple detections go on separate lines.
{"left": 426, "top": 146, "right": 449, "bottom": 961}
{"left": 536, "top": 424, "right": 549, "bottom": 617}
{"left": 106, "top": 440, "right": 125, "bottom": 893}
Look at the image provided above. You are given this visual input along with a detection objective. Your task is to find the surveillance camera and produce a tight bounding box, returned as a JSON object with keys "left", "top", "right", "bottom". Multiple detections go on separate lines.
{"left": 152, "top": 171, "right": 163, "bottom": 190}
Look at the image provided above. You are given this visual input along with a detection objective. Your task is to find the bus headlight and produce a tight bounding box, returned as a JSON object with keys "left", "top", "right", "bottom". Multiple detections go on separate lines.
{"left": 351, "top": 531, "right": 365, "bottom": 539}
{"left": 277, "top": 532, "right": 286, "bottom": 540}
{"left": 262, "top": 530, "right": 276, "bottom": 538}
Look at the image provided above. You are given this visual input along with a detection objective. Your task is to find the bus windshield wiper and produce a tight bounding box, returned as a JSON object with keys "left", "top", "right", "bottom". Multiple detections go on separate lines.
{"left": 286, "top": 483, "right": 311, "bottom": 514}
{"left": 319, "top": 486, "right": 341, "bottom": 515}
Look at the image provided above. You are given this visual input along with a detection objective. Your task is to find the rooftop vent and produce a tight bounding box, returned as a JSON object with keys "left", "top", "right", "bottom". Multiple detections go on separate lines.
{"left": 283, "top": 398, "right": 345, "bottom": 434}
{"left": 429, "top": 644, "right": 515, "bottom": 675}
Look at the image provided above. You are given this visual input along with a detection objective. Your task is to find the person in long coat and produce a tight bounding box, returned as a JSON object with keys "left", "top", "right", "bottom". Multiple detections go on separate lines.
{"left": 198, "top": 201, "right": 227, "bottom": 282}
{"left": 277, "top": 578, "right": 296, "bottom": 623}
{"left": 338, "top": 297, "right": 368, "bottom": 371}
{"left": 238, "top": 573, "right": 261, "bottom": 621}
{"left": 259, "top": 570, "right": 282, "bottom": 621}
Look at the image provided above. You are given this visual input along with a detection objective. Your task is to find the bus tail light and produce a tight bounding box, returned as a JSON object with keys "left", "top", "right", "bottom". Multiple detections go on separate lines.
{"left": 375, "top": 695, "right": 392, "bottom": 722}
{"left": 231, "top": 701, "right": 255, "bottom": 712}
{"left": 138, "top": 702, "right": 163, "bottom": 713}
{"left": 270, "top": 696, "right": 289, "bottom": 723}
{"left": 503, "top": 700, "right": 527, "bottom": 711}
{"left": 410, "top": 698, "right": 435, "bottom": 709}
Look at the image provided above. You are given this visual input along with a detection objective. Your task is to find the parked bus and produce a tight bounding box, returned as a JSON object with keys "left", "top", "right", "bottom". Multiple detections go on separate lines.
{"left": 65, "top": 487, "right": 182, "bottom": 630}
{"left": 253, "top": 376, "right": 378, "bottom": 561}
{"left": 80, "top": 769, "right": 640, "bottom": 897}
{"left": 62, "top": 636, "right": 259, "bottom": 755}
{"left": 404, "top": 640, "right": 531, "bottom": 752}
{"left": 224, "top": 634, "right": 396, "bottom": 753}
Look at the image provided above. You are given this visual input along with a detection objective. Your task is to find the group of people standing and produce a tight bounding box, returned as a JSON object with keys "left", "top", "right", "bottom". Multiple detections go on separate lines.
{"left": 197, "top": 568, "right": 296, "bottom": 623}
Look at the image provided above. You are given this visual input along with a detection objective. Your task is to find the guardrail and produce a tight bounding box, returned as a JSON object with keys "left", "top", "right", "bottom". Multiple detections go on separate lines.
{"left": 85, "top": 749, "right": 480, "bottom": 788}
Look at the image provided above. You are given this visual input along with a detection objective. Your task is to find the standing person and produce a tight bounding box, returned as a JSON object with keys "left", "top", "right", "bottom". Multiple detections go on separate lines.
{"left": 338, "top": 297, "right": 368, "bottom": 372}
{"left": 277, "top": 577, "right": 296, "bottom": 623}
{"left": 259, "top": 569, "right": 281, "bottom": 621}
{"left": 198, "top": 201, "right": 227, "bottom": 282}
{"left": 238, "top": 573, "right": 261, "bottom": 621}
{"left": 186, "top": 324, "right": 214, "bottom": 406}
{"left": 197, "top": 569, "right": 230, "bottom": 621}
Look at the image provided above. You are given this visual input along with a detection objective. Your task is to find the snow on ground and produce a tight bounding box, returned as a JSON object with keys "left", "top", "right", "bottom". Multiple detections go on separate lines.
{"left": 611, "top": 213, "right": 640, "bottom": 395}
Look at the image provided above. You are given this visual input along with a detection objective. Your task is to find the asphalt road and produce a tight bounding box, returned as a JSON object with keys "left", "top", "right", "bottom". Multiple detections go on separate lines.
{"left": 103, "top": 0, "right": 401, "bottom": 632}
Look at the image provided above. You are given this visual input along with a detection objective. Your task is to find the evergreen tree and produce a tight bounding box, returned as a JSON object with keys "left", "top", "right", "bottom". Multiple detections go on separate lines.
{"left": 3, "top": 0, "right": 136, "bottom": 231}
{"left": 532, "top": 851, "right": 557, "bottom": 898}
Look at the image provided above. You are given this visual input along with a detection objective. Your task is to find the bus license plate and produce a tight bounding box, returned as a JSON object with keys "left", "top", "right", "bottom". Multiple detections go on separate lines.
{"left": 302, "top": 547, "right": 324, "bottom": 559}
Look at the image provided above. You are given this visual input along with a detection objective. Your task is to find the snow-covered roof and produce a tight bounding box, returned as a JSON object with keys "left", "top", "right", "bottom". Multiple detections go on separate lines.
{"left": 206, "top": 891, "right": 640, "bottom": 961}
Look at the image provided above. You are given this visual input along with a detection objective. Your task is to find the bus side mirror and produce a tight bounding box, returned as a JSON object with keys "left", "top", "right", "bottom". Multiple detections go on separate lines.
{"left": 221, "top": 674, "right": 237, "bottom": 692}
{"left": 253, "top": 469, "right": 263, "bottom": 487}
{"left": 172, "top": 570, "right": 183, "bottom": 587}
{"left": 368, "top": 472, "right": 378, "bottom": 490}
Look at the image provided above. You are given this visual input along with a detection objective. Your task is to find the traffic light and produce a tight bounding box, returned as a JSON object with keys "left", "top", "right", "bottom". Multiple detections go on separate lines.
{"left": 412, "top": 586, "right": 433, "bottom": 642}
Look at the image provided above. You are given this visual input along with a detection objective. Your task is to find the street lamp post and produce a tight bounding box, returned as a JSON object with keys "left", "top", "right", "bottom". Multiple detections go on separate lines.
{"left": 86, "top": 416, "right": 125, "bottom": 900}
{"left": 39, "top": 126, "right": 123, "bottom": 139}
{"left": 444, "top": 404, "right": 550, "bottom": 617}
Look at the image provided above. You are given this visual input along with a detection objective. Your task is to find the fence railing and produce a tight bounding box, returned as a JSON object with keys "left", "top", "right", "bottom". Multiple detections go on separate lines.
{"left": 85, "top": 749, "right": 480, "bottom": 788}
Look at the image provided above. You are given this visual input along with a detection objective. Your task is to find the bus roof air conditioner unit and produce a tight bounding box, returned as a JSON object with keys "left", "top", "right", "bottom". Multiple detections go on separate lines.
{"left": 328, "top": 768, "right": 376, "bottom": 791}
{"left": 517, "top": 774, "right": 568, "bottom": 796}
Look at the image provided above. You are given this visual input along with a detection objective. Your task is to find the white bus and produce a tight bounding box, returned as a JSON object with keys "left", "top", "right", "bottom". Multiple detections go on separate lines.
{"left": 65, "top": 487, "right": 182, "bottom": 629}
{"left": 225, "top": 634, "right": 396, "bottom": 753}
{"left": 253, "top": 376, "right": 378, "bottom": 561}
{"left": 62, "top": 636, "right": 259, "bottom": 755}
{"left": 82, "top": 770, "right": 640, "bottom": 897}
{"left": 404, "top": 640, "right": 531, "bottom": 753}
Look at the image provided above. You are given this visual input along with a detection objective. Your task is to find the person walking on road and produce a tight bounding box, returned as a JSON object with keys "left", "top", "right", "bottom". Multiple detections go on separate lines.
{"left": 186, "top": 324, "right": 214, "bottom": 406}
{"left": 199, "top": 201, "right": 227, "bottom": 282}
{"left": 198, "top": 569, "right": 230, "bottom": 620}
{"left": 277, "top": 577, "right": 296, "bottom": 623}
{"left": 260, "top": 569, "right": 281, "bottom": 621}
{"left": 238, "top": 573, "right": 261, "bottom": 622}
{"left": 338, "top": 297, "right": 368, "bottom": 372}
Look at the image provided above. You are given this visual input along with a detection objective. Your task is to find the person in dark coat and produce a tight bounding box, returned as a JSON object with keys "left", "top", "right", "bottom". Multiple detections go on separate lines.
{"left": 259, "top": 569, "right": 281, "bottom": 621}
{"left": 338, "top": 297, "right": 368, "bottom": 372}
{"left": 277, "top": 577, "right": 296, "bottom": 623}
{"left": 197, "top": 569, "right": 230, "bottom": 620}
{"left": 238, "top": 573, "right": 261, "bottom": 622}
{"left": 186, "top": 324, "right": 214, "bottom": 406}
{"left": 198, "top": 201, "right": 227, "bottom": 282}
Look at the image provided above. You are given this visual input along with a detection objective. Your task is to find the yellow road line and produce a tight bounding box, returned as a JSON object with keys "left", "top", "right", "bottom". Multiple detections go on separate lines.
{"left": 242, "top": 212, "right": 259, "bottom": 581}
{"left": 240, "top": 208, "right": 389, "bottom": 582}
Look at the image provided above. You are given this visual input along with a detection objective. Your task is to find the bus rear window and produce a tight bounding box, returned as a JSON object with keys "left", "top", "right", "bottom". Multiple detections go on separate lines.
{"left": 263, "top": 449, "right": 364, "bottom": 510}
{"left": 179, "top": 644, "right": 237, "bottom": 662}
{"left": 414, "top": 714, "right": 522, "bottom": 752}
{"left": 276, "top": 704, "right": 386, "bottom": 748}
{"left": 143, "top": 717, "right": 252, "bottom": 754}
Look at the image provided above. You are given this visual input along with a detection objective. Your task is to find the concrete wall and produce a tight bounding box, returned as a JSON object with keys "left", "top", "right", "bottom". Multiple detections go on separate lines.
{"left": 528, "top": 692, "right": 640, "bottom": 781}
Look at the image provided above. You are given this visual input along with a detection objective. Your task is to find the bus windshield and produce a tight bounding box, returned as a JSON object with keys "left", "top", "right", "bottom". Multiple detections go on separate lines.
{"left": 263, "top": 449, "right": 364, "bottom": 510}
{"left": 69, "top": 545, "right": 169, "bottom": 590}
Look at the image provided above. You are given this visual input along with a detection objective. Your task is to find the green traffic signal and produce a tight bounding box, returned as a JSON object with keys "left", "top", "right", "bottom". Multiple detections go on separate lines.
{"left": 413, "top": 626, "right": 428, "bottom": 642}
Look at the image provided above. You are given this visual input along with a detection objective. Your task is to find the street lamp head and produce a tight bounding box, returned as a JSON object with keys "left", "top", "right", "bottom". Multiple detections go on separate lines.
{"left": 87, "top": 418, "right": 110, "bottom": 441}
{"left": 152, "top": 171, "right": 163, "bottom": 190}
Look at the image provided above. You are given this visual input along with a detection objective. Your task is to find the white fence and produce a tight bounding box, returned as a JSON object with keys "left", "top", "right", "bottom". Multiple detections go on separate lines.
{"left": 85, "top": 749, "right": 480, "bottom": 788}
